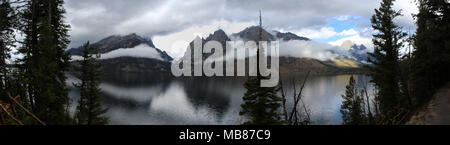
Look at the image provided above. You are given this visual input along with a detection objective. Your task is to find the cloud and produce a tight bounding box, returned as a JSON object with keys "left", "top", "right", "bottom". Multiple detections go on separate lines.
{"left": 206, "top": 39, "right": 347, "bottom": 62}
{"left": 328, "top": 33, "right": 374, "bottom": 52}
{"left": 333, "top": 15, "right": 362, "bottom": 21}
{"left": 279, "top": 40, "right": 342, "bottom": 61}
{"left": 334, "top": 15, "right": 352, "bottom": 21}
{"left": 152, "top": 20, "right": 255, "bottom": 58}
{"left": 62, "top": 0, "right": 418, "bottom": 61}
{"left": 295, "top": 27, "right": 359, "bottom": 40}
{"left": 148, "top": 83, "right": 219, "bottom": 124}
{"left": 393, "top": 0, "right": 419, "bottom": 29}
{"left": 71, "top": 44, "right": 165, "bottom": 61}
{"left": 64, "top": 0, "right": 416, "bottom": 44}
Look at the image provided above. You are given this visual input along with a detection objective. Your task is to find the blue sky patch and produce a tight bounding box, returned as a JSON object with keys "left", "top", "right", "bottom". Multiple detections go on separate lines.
{"left": 312, "top": 15, "right": 369, "bottom": 43}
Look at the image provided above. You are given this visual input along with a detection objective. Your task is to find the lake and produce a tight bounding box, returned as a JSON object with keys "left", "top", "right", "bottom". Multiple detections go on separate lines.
{"left": 67, "top": 73, "right": 373, "bottom": 125}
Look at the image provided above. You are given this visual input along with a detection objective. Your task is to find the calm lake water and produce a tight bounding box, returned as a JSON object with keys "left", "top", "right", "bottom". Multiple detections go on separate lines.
{"left": 67, "top": 73, "right": 373, "bottom": 125}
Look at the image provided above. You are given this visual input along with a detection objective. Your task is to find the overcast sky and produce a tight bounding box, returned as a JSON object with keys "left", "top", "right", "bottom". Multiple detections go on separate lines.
{"left": 64, "top": 0, "right": 418, "bottom": 58}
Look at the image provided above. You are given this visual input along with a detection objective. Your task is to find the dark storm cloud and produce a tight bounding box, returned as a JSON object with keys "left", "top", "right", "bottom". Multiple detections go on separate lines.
{"left": 64, "top": 0, "right": 416, "bottom": 48}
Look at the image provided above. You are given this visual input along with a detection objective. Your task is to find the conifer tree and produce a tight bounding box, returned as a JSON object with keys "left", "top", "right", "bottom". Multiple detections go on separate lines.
{"left": 74, "top": 42, "right": 108, "bottom": 125}
{"left": 367, "top": 0, "right": 407, "bottom": 117}
{"left": 239, "top": 11, "right": 283, "bottom": 125}
{"left": 340, "top": 76, "right": 366, "bottom": 125}
{"left": 0, "top": 0, "right": 15, "bottom": 101}
{"left": 17, "top": 0, "right": 72, "bottom": 124}
{"left": 409, "top": 0, "right": 450, "bottom": 106}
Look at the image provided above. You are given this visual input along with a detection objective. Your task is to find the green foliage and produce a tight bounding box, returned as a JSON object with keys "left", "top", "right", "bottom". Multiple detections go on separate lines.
{"left": 240, "top": 76, "right": 283, "bottom": 125}
{"left": 239, "top": 13, "right": 284, "bottom": 125}
{"left": 17, "top": 0, "right": 72, "bottom": 124}
{"left": 0, "top": 0, "right": 15, "bottom": 101}
{"left": 340, "top": 76, "right": 367, "bottom": 125}
{"left": 73, "top": 42, "right": 108, "bottom": 125}
{"left": 367, "top": 0, "right": 407, "bottom": 118}
{"left": 409, "top": 0, "right": 450, "bottom": 107}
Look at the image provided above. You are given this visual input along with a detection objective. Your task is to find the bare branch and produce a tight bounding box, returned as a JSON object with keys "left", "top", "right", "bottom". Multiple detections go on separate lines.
{"left": 0, "top": 103, "right": 24, "bottom": 125}
{"left": 7, "top": 93, "right": 46, "bottom": 125}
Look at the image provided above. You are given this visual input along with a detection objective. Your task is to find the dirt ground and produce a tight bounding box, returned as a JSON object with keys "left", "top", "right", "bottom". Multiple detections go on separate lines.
{"left": 407, "top": 83, "right": 450, "bottom": 125}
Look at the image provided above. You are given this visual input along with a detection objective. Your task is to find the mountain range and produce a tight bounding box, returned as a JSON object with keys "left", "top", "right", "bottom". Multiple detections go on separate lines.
{"left": 179, "top": 26, "right": 365, "bottom": 75}
{"left": 231, "top": 26, "right": 309, "bottom": 42}
{"left": 67, "top": 26, "right": 368, "bottom": 75}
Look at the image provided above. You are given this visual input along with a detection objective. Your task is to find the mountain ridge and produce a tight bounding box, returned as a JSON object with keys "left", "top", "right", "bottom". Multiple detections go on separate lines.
{"left": 68, "top": 33, "right": 173, "bottom": 73}
{"left": 68, "top": 27, "right": 366, "bottom": 75}
{"left": 67, "top": 33, "right": 173, "bottom": 62}
{"left": 177, "top": 27, "right": 364, "bottom": 75}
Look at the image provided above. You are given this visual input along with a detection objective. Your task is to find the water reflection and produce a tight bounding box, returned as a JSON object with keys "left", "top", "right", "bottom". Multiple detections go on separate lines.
{"left": 67, "top": 73, "right": 373, "bottom": 125}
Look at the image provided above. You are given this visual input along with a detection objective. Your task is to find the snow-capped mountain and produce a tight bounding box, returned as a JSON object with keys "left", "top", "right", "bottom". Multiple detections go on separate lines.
{"left": 340, "top": 40, "right": 370, "bottom": 63}
{"left": 68, "top": 33, "right": 172, "bottom": 62}
{"left": 178, "top": 26, "right": 364, "bottom": 75}
{"left": 67, "top": 27, "right": 367, "bottom": 75}
{"left": 68, "top": 33, "right": 173, "bottom": 73}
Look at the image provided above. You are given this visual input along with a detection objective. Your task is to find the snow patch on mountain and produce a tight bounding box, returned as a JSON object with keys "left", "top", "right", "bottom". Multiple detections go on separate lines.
{"left": 71, "top": 44, "right": 164, "bottom": 61}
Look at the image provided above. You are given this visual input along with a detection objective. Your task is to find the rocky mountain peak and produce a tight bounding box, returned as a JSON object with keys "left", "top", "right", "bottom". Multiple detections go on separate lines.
{"left": 232, "top": 26, "right": 276, "bottom": 41}
{"left": 205, "top": 29, "right": 230, "bottom": 42}
{"left": 232, "top": 26, "right": 309, "bottom": 42}
{"left": 274, "top": 31, "right": 310, "bottom": 41}
{"left": 97, "top": 33, "right": 156, "bottom": 51}
{"left": 352, "top": 44, "right": 367, "bottom": 51}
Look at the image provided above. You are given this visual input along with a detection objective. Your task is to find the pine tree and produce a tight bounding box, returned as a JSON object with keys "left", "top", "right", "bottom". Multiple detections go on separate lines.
{"left": 340, "top": 76, "right": 366, "bottom": 125}
{"left": 74, "top": 42, "right": 108, "bottom": 125}
{"left": 17, "top": 0, "right": 72, "bottom": 124}
{"left": 409, "top": 0, "right": 450, "bottom": 106}
{"left": 367, "top": 0, "right": 407, "bottom": 118}
{"left": 239, "top": 11, "right": 283, "bottom": 125}
{"left": 0, "top": 0, "right": 15, "bottom": 101}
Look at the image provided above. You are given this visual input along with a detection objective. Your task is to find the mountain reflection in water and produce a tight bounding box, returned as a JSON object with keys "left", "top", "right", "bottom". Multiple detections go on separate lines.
{"left": 67, "top": 73, "right": 373, "bottom": 125}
